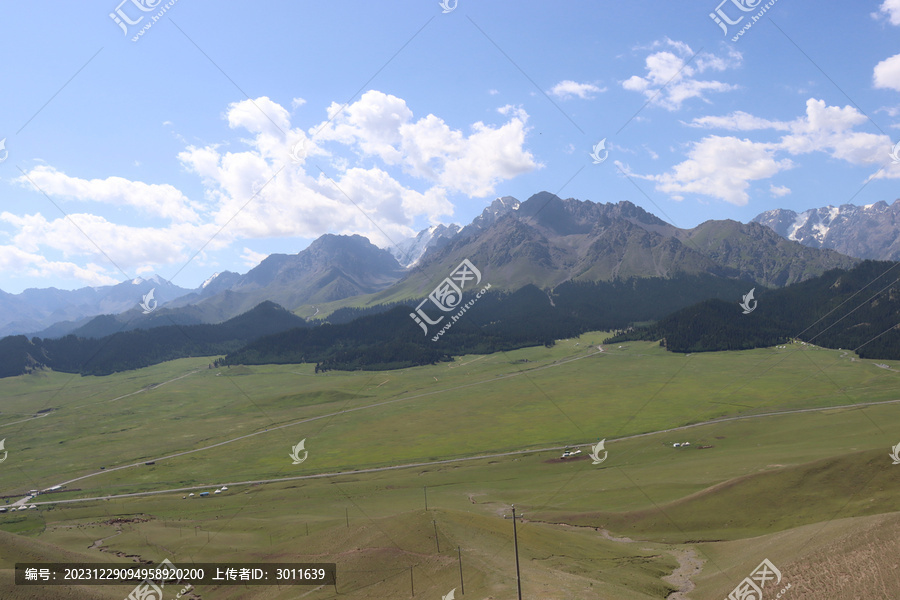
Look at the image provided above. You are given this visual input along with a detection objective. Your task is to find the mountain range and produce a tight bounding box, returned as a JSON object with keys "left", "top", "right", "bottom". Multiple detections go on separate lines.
{"left": 5, "top": 193, "right": 894, "bottom": 341}
{"left": 2, "top": 191, "right": 899, "bottom": 378}
{"left": 752, "top": 199, "right": 900, "bottom": 261}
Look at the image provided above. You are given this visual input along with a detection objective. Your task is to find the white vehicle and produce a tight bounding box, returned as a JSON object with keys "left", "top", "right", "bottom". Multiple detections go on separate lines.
{"left": 560, "top": 449, "right": 582, "bottom": 458}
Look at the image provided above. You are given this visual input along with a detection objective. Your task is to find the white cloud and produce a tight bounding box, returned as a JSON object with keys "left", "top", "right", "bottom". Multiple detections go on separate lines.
{"left": 686, "top": 111, "right": 789, "bottom": 131}
{"left": 632, "top": 98, "right": 900, "bottom": 206}
{"left": 622, "top": 39, "right": 741, "bottom": 110}
{"left": 15, "top": 165, "right": 201, "bottom": 223}
{"left": 874, "top": 0, "right": 900, "bottom": 25}
{"left": 874, "top": 53, "right": 900, "bottom": 92}
{"left": 769, "top": 184, "right": 791, "bottom": 197}
{"left": 226, "top": 96, "right": 291, "bottom": 135}
{"left": 488, "top": 89, "right": 499, "bottom": 95}
{"left": 779, "top": 99, "right": 887, "bottom": 167}
{"left": 240, "top": 247, "right": 269, "bottom": 267}
{"left": 7, "top": 91, "right": 539, "bottom": 286}
{"left": 178, "top": 91, "right": 538, "bottom": 247}
{"left": 313, "top": 90, "right": 540, "bottom": 197}
{"left": 549, "top": 80, "right": 605, "bottom": 100}
{"left": 0, "top": 245, "right": 119, "bottom": 287}
{"left": 291, "top": 97, "right": 307, "bottom": 109}
{"left": 621, "top": 136, "right": 791, "bottom": 205}
{"left": 0, "top": 211, "right": 214, "bottom": 277}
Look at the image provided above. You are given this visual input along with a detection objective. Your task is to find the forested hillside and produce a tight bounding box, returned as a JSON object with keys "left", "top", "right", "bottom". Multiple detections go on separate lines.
{"left": 606, "top": 261, "right": 900, "bottom": 359}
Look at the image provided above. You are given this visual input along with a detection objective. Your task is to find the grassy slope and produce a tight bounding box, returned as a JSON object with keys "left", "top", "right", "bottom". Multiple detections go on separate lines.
{"left": 1, "top": 336, "right": 898, "bottom": 598}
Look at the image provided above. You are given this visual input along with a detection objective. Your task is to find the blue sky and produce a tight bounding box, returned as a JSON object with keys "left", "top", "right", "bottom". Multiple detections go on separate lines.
{"left": 1, "top": 0, "right": 899, "bottom": 293}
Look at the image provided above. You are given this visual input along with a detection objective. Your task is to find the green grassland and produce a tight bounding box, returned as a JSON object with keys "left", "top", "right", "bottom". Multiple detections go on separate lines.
{"left": 1, "top": 335, "right": 899, "bottom": 598}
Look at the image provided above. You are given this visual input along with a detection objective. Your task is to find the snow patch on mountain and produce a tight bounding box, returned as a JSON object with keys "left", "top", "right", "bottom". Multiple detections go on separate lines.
{"left": 390, "top": 223, "right": 461, "bottom": 267}
{"left": 787, "top": 212, "right": 807, "bottom": 241}
{"left": 752, "top": 200, "right": 900, "bottom": 260}
{"left": 201, "top": 272, "right": 221, "bottom": 289}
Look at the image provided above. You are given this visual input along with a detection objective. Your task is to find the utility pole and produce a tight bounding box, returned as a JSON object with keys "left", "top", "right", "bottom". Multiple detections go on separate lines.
{"left": 504, "top": 505, "right": 524, "bottom": 600}
{"left": 457, "top": 546, "right": 464, "bottom": 595}
{"left": 433, "top": 520, "right": 440, "bottom": 553}
{"left": 423, "top": 486, "right": 428, "bottom": 511}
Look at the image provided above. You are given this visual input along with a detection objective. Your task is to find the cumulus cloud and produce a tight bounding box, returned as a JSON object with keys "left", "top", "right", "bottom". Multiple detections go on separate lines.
{"left": 620, "top": 136, "right": 791, "bottom": 205}
{"left": 628, "top": 98, "right": 900, "bottom": 205}
{"left": 549, "top": 80, "right": 605, "bottom": 100}
{"left": 226, "top": 96, "right": 291, "bottom": 135}
{"left": 874, "top": 53, "right": 900, "bottom": 92}
{"left": 779, "top": 99, "right": 889, "bottom": 167}
{"left": 15, "top": 165, "right": 201, "bottom": 223}
{"left": 0, "top": 245, "right": 119, "bottom": 287}
{"left": 312, "top": 90, "right": 540, "bottom": 197}
{"left": 622, "top": 39, "right": 741, "bottom": 110}
{"left": 769, "top": 184, "right": 791, "bottom": 197}
{"left": 874, "top": 0, "right": 900, "bottom": 25}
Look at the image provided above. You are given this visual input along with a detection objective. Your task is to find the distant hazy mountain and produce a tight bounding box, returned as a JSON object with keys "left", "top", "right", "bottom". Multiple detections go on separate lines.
{"left": 1, "top": 275, "right": 192, "bottom": 338}
{"left": 752, "top": 200, "right": 900, "bottom": 261}
{"left": 0, "top": 301, "right": 307, "bottom": 378}
{"left": 162, "top": 234, "right": 405, "bottom": 322}
{"left": 385, "top": 192, "right": 857, "bottom": 300}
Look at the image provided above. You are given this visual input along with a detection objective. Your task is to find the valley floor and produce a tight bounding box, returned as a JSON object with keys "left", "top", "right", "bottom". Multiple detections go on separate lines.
{"left": 1, "top": 336, "right": 899, "bottom": 598}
